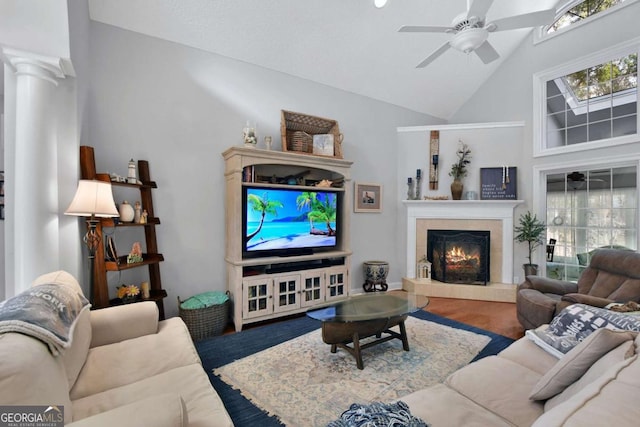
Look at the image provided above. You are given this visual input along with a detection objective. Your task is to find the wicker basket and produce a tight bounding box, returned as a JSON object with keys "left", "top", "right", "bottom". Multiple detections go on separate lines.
{"left": 178, "top": 292, "right": 229, "bottom": 341}
{"left": 281, "top": 110, "right": 343, "bottom": 158}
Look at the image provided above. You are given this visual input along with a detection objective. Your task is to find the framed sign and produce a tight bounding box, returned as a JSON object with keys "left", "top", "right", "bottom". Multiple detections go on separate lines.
{"left": 480, "top": 167, "right": 517, "bottom": 200}
{"left": 313, "top": 134, "right": 334, "bottom": 156}
{"left": 354, "top": 182, "right": 382, "bottom": 213}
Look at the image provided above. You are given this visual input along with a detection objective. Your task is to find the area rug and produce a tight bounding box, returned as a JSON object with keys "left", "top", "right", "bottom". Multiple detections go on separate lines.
{"left": 213, "top": 316, "right": 490, "bottom": 427}
{"left": 196, "top": 310, "right": 514, "bottom": 427}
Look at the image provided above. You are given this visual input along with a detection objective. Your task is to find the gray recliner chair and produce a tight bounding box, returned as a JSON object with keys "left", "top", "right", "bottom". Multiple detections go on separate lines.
{"left": 516, "top": 248, "right": 640, "bottom": 330}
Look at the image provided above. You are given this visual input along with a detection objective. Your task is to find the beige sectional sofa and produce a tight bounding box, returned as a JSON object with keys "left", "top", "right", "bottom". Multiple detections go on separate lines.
{"left": 401, "top": 322, "right": 640, "bottom": 426}
{"left": 0, "top": 271, "right": 233, "bottom": 426}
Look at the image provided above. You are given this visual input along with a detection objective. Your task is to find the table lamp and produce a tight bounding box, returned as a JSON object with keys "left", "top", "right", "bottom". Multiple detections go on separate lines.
{"left": 65, "top": 180, "right": 119, "bottom": 305}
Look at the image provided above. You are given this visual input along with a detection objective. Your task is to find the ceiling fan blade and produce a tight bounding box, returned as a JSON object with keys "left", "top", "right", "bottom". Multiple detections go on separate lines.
{"left": 416, "top": 42, "right": 451, "bottom": 68}
{"left": 398, "top": 25, "right": 452, "bottom": 33}
{"left": 467, "top": 0, "right": 493, "bottom": 19}
{"left": 474, "top": 40, "right": 500, "bottom": 64}
{"left": 488, "top": 9, "right": 556, "bottom": 32}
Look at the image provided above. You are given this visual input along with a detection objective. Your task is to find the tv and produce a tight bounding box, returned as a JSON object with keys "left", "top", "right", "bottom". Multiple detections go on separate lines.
{"left": 242, "top": 186, "right": 339, "bottom": 258}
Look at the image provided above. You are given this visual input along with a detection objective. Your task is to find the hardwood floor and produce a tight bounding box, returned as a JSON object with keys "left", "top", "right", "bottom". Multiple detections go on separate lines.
{"left": 224, "top": 297, "right": 525, "bottom": 340}
{"left": 426, "top": 297, "right": 524, "bottom": 340}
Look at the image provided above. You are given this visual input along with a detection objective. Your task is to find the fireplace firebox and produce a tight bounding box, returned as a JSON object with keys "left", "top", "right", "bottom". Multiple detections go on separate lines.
{"left": 427, "top": 230, "right": 490, "bottom": 285}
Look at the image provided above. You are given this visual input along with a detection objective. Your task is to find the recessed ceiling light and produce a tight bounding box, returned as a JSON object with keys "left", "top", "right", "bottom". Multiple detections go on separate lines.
{"left": 374, "top": 0, "right": 388, "bottom": 8}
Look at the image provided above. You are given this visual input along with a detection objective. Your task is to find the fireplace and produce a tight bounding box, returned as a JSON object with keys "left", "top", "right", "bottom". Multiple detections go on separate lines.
{"left": 427, "top": 230, "right": 490, "bottom": 285}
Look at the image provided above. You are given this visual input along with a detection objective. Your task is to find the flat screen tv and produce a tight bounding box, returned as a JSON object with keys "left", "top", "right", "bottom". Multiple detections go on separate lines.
{"left": 242, "top": 186, "right": 339, "bottom": 258}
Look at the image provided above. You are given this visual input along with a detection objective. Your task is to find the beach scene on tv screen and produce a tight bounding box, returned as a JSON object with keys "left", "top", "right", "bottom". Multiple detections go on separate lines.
{"left": 245, "top": 189, "right": 337, "bottom": 251}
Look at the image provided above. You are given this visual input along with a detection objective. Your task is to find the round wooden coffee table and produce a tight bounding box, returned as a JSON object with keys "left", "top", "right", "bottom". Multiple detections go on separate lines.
{"left": 306, "top": 292, "right": 429, "bottom": 369}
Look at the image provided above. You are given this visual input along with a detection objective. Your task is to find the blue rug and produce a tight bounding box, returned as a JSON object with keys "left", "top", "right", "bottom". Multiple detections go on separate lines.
{"left": 195, "top": 310, "right": 514, "bottom": 427}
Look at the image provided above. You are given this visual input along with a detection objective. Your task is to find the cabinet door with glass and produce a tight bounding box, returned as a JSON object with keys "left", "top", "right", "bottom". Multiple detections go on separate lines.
{"left": 273, "top": 274, "right": 301, "bottom": 314}
{"left": 243, "top": 276, "right": 273, "bottom": 319}
{"left": 301, "top": 269, "right": 325, "bottom": 308}
{"left": 325, "top": 266, "right": 348, "bottom": 301}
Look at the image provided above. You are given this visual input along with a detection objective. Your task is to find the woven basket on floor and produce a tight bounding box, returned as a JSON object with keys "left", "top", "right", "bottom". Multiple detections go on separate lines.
{"left": 178, "top": 292, "right": 229, "bottom": 341}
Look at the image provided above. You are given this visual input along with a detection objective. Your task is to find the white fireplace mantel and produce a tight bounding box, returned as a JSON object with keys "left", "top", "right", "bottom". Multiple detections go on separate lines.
{"left": 404, "top": 199, "right": 524, "bottom": 283}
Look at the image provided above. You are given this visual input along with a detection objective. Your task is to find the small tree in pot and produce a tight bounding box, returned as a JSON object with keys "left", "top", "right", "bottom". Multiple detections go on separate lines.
{"left": 514, "top": 211, "right": 546, "bottom": 276}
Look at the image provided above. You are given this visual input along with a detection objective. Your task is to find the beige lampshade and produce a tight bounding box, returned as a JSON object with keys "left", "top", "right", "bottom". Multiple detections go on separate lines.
{"left": 65, "top": 180, "right": 119, "bottom": 217}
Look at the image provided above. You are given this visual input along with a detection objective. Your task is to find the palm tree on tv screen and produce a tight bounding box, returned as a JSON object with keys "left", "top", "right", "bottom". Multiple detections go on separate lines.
{"left": 296, "top": 192, "right": 317, "bottom": 231}
{"left": 309, "top": 193, "right": 337, "bottom": 236}
{"left": 245, "top": 192, "right": 283, "bottom": 244}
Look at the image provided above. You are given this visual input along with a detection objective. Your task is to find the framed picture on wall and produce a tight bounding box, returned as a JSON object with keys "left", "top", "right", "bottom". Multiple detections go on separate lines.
{"left": 480, "top": 167, "right": 517, "bottom": 200}
{"left": 354, "top": 182, "right": 382, "bottom": 213}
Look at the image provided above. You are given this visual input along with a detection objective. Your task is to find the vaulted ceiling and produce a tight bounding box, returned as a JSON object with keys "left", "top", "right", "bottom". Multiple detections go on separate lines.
{"left": 89, "top": 0, "right": 562, "bottom": 119}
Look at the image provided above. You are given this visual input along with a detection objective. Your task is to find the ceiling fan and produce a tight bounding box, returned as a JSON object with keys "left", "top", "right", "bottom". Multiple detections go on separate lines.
{"left": 548, "top": 171, "right": 606, "bottom": 191}
{"left": 399, "top": 0, "right": 556, "bottom": 68}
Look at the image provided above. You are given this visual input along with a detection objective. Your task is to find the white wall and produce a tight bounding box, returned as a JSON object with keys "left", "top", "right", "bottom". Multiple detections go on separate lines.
{"left": 0, "top": 0, "right": 70, "bottom": 59}
{"left": 450, "top": 2, "right": 640, "bottom": 270}
{"left": 88, "top": 22, "right": 438, "bottom": 317}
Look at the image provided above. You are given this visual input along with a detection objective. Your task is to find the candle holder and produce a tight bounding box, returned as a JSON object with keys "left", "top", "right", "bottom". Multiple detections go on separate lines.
{"left": 415, "top": 169, "right": 422, "bottom": 200}
{"left": 430, "top": 154, "right": 439, "bottom": 190}
{"left": 407, "top": 177, "right": 415, "bottom": 200}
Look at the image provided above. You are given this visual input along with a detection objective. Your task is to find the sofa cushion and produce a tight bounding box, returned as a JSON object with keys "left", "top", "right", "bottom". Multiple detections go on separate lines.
{"left": 545, "top": 340, "right": 635, "bottom": 411}
{"left": 498, "top": 332, "right": 558, "bottom": 376}
{"left": 445, "top": 356, "right": 544, "bottom": 426}
{"left": 531, "top": 354, "right": 640, "bottom": 426}
{"left": 529, "top": 328, "right": 637, "bottom": 400}
{"left": 0, "top": 333, "right": 73, "bottom": 424}
{"left": 71, "top": 364, "right": 233, "bottom": 427}
{"left": 401, "top": 384, "right": 514, "bottom": 427}
{"left": 89, "top": 301, "right": 159, "bottom": 348}
{"left": 68, "top": 393, "right": 188, "bottom": 427}
{"left": 71, "top": 317, "right": 201, "bottom": 400}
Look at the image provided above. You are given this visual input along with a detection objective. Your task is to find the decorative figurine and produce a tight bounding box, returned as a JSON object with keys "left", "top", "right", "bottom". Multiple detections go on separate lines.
{"left": 134, "top": 201, "right": 142, "bottom": 223}
{"left": 127, "top": 159, "right": 137, "bottom": 184}
{"left": 243, "top": 121, "right": 257, "bottom": 147}
{"left": 140, "top": 209, "right": 148, "bottom": 224}
{"left": 127, "top": 242, "right": 143, "bottom": 264}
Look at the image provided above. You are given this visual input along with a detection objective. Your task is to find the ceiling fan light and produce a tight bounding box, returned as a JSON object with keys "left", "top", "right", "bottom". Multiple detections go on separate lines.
{"left": 450, "top": 28, "right": 488, "bottom": 53}
{"left": 374, "top": 0, "right": 388, "bottom": 8}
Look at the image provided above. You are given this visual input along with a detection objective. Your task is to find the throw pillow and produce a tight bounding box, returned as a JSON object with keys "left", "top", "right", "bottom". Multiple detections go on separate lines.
{"left": 529, "top": 328, "right": 637, "bottom": 400}
{"left": 526, "top": 303, "right": 640, "bottom": 358}
{"left": 544, "top": 340, "right": 635, "bottom": 410}
{"left": 327, "top": 401, "right": 428, "bottom": 427}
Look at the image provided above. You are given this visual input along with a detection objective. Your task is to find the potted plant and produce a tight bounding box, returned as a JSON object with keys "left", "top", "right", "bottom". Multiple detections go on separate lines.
{"left": 448, "top": 141, "right": 471, "bottom": 200}
{"left": 514, "top": 211, "right": 546, "bottom": 276}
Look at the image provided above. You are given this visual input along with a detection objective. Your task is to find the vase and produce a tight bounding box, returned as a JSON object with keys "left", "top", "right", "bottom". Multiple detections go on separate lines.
{"left": 363, "top": 260, "right": 389, "bottom": 292}
{"left": 119, "top": 201, "right": 135, "bottom": 222}
{"left": 121, "top": 295, "right": 138, "bottom": 304}
{"left": 451, "top": 180, "right": 463, "bottom": 200}
{"left": 523, "top": 264, "right": 539, "bottom": 277}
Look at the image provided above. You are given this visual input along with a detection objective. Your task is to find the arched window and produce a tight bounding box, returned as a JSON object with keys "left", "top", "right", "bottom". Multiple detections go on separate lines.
{"left": 547, "top": 0, "right": 631, "bottom": 34}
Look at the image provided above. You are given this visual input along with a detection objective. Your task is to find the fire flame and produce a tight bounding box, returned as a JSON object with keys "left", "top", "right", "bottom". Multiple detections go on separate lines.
{"left": 446, "top": 246, "right": 479, "bottom": 264}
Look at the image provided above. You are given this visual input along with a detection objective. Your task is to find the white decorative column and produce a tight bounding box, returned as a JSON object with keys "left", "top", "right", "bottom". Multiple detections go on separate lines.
{"left": 3, "top": 48, "right": 68, "bottom": 294}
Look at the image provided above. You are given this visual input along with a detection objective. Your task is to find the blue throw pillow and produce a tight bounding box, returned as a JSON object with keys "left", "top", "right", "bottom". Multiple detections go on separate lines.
{"left": 327, "top": 401, "right": 428, "bottom": 427}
